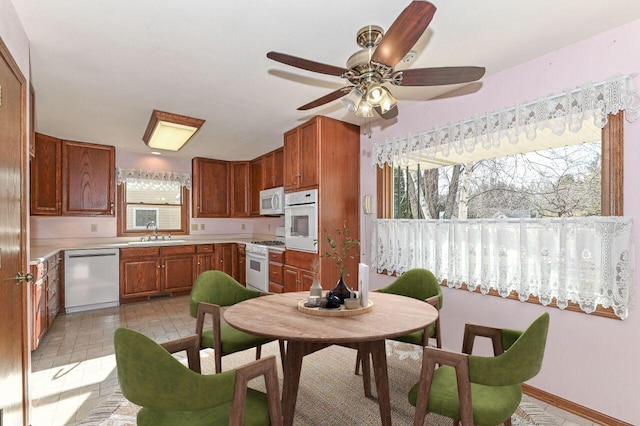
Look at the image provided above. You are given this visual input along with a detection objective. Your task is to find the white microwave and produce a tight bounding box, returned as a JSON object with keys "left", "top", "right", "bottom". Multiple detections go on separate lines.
{"left": 259, "top": 187, "right": 284, "bottom": 216}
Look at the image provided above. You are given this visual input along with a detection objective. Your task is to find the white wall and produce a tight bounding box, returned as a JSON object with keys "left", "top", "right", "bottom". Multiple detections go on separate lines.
{"left": 360, "top": 19, "right": 640, "bottom": 424}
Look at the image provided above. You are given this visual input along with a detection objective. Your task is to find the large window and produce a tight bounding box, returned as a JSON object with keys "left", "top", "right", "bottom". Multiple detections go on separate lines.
{"left": 379, "top": 113, "right": 623, "bottom": 220}
{"left": 392, "top": 141, "right": 602, "bottom": 220}
{"left": 374, "top": 113, "right": 631, "bottom": 319}
{"left": 117, "top": 180, "right": 189, "bottom": 236}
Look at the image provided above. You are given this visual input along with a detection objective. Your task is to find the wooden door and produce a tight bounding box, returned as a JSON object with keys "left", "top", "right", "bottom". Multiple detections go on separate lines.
{"left": 61, "top": 140, "right": 115, "bottom": 215}
{"left": 230, "top": 161, "right": 250, "bottom": 217}
{"left": 283, "top": 127, "right": 299, "bottom": 191}
{"left": 30, "top": 133, "right": 61, "bottom": 215}
{"left": 0, "top": 38, "right": 29, "bottom": 425}
{"left": 192, "top": 157, "right": 230, "bottom": 217}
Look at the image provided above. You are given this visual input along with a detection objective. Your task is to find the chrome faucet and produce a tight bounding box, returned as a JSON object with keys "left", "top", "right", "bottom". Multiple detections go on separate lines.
{"left": 146, "top": 221, "right": 159, "bottom": 240}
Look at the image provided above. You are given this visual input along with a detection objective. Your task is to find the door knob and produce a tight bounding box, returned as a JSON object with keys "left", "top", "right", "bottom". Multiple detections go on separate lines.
{"left": 15, "top": 272, "right": 34, "bottom": 285}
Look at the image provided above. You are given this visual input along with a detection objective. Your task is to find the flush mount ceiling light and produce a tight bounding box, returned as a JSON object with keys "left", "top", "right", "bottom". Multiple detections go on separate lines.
{"left": 142, "top": 110, "right": 205, "bottom": 152}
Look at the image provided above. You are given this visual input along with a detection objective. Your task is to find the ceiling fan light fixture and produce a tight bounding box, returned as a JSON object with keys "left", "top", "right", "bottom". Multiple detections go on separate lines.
{"left": 356, "top": 101, "right": 374, "bottom": 118}
{"left": 142, "top": 110, "right": 205, "bottom": 152}
{"left": 342, "top": 86, "right": 364, "bottom": 113}
{"left": 366, "top": 83, "right": 386, "bottom": 107}
{"left": 378, "top": 87, "right": 397, "bottom": 114}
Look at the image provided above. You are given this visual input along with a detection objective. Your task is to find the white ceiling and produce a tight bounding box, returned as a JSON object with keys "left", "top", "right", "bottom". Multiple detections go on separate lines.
{"left": 11, "top": 0, "right": 640, "bottom": 161}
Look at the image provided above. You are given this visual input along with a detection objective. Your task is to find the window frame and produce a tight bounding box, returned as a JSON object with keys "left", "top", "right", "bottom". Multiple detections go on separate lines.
{"left": 376, "top": 112, "right": 624, "bottom": 319}
{"left": 116, "top": 183, "right": 190, "bottom": 237}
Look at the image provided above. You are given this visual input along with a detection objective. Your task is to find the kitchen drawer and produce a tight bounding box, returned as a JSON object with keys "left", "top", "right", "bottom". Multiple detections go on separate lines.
{"left": 120, "top": 246, "right": 161, "bottom": 259}
{"left": 268, "top": 250, "right": 284, "bottom": 263}
{"left": 238, "top": 244, "right": 245, "bottom": 254}
{"left": 268, "top": 282, "right": 284, "bottom": 293}
{"left": 269, "top": 262, "right": 284, "bottom": 285}
{"left": 162, "top": 245, "right": 196, "bottom": 256}
{"left": 196, "top": 244, "right": 214, "bottom": 253}
{"left": 47, "top": 253, "right": 61, "bottom": 271}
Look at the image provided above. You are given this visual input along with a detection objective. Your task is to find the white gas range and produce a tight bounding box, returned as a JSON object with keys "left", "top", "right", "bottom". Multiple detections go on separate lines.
{"left": 245, "top": 227, "right": 285, "bottom": 293}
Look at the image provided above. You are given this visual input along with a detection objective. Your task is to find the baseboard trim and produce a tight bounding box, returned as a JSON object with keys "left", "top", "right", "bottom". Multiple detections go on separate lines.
{"left": 522, "top": 384, "right": 631, "bottom": 426}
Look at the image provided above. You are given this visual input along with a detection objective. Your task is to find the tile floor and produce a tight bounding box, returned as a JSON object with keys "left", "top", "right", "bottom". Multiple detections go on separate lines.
{"left": 30, "top": 295, "right": 597, "bottom": 426}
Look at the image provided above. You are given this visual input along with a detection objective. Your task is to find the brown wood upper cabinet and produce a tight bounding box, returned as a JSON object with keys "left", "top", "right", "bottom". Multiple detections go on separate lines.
{"left": 31, "top": 133, "right": 62, "bottom": 215}
{"left": 230, "top": 161, "right": 250, "bottom": 217}
{"left": 62, "top": 140, "right": 115, "bottom": 215}
{"left": 284, "top": 119, "right": 319, "bottom": 191}
{"left": 250, "top": 157, "right": 263, "bottom": 216}
{"left": 193, "top": 157, "right": 250, "bottom": 218}
{"left": 31, "top": 133, "right": 115, "bottom": 216}
{"left": 192, "top": 157, "right": 230, "bottom": 217}
{"left": 263, "top": 147, "right": 284, "bottom": 189}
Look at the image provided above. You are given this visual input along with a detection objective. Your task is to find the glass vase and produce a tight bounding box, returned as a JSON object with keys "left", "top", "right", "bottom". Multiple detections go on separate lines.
{"left": 327, "top": 276, "right": 352, "bottom": 303}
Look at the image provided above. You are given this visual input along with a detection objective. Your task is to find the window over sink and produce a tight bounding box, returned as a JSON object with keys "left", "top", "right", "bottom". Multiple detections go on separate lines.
{"left": 116, "top": 169, "right": 190, "bottom": 237}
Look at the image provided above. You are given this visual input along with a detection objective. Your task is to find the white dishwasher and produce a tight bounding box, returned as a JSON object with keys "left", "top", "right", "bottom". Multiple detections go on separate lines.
{"left": 64, "top": 248, "right": 120, "bottom": 313}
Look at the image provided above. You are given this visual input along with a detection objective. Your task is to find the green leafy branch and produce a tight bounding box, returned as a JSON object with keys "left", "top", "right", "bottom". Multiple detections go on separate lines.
{"left": 323, "top": 221, "right": 359, "bottom": 277}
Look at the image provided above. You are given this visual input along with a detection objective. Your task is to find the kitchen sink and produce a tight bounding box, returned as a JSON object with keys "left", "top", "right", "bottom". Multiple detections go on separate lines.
{"left": 127, "top": 239, "right": 187, "bottom": 245}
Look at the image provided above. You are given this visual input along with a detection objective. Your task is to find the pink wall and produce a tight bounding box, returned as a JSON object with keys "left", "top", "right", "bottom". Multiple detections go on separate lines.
{"left": 360, "top": 19, "right": 640, "bottom": 424}
{"left": 30, "top": 151, "right": 284, "bottom": 240}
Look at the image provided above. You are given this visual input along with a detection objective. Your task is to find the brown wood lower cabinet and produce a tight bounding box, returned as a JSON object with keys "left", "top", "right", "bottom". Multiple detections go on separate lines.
{"left": 120, "top": 243, "right": 239, "bottom": 301}
{"left": 214, "top": 243, "right": 237, "bottom": 280}
{"left": 283, "top": 250, "right": 316, "bottom": 293}
{"left": 120, "top": 245, "right": 197, "bottom": 300}
{"left": 237, "top": 244, "right": 246, "bottom": 285}
{"left": 268, "top": 250, "right": 284, "bottom": 293}
{"left": 30, "top": 252, "right": 62, "bottom": 351}
{"left": 196, "top": 244, "right": 215, "bottom": 276}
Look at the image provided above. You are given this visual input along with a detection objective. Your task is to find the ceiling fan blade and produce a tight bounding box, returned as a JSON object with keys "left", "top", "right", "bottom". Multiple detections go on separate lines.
{"left": 297, "top": 87, "right": 352, "bottom": 110}
{"left": 395, "top": 66, "right": 486, "bottom": 86}
{"left": 375, "top": 105, "right": 398, "bottom": 120}
{"left": 371, "top": 1, "right": 436, "bottom": 67}
{"left": 267, "top": 52, "right": 349, "bottom": 77}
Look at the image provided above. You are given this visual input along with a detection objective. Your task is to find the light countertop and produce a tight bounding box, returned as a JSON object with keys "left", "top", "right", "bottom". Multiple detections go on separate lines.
{"left": 30, "top": 234, "right": 285, "bottom": 264}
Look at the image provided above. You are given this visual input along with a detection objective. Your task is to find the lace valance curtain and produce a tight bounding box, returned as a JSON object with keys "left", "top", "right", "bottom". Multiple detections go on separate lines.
{"left": 372, "top": 74, "right": 640, "bottom": 168}
{"left": 371, "top": 218, "right": 635, "bottom": 319}
{"left": 116, "top": 167, "right": 191, "bottom": 190}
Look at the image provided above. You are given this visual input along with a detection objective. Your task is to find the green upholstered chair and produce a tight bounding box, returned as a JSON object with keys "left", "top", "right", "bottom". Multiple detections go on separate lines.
{"left": 190, "top": 270, "right": 282, "bottom": 374}
{"left": 114, "top": 328, "right": 282, "bottom": 426}
{"left": 409, "top": 312, "right": 550, "bottom": 426}
{"left": 355, "top": 268, "right": 443, "bottom": 375}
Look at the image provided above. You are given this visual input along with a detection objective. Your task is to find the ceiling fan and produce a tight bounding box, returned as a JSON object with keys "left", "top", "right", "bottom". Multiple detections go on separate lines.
{"left": 267, "top": 1, "right": 485, "bottom": 120}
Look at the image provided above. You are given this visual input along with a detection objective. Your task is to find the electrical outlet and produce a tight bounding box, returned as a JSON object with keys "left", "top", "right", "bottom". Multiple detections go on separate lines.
{"left": 200, "top": 224, "right": 205, "bottom": 230}
{"left": 191, "top": 224, "right": 198, "bottom": 231}
{"left": 90, "top": 224, "right": 98, "bottom": 232}
{"left": 241, "top": 223, "right": 245, "bottom": 230}
{"left": 268, "top": 224, "right": 271, "bottom": 230}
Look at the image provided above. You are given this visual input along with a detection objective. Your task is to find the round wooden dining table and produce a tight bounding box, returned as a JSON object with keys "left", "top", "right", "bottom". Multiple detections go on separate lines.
{"left": 224, "top": 291, "right": 439, "bottom": 426}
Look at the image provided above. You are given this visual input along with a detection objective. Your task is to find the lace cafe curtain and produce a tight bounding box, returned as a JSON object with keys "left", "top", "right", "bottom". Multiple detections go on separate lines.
{"left": 368, "top": 74, "right": 640, "bottom": 320}
{"left": 371, "top": 218, "right": 635, "bottom": 319}
{"left": 116, "top": 168, "right": 192, "bottom": 190}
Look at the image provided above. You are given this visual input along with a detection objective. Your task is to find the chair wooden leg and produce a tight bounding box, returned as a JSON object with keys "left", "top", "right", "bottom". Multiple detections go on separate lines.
{"left": 504, "top": 417, "right": 512, "bottom": 426}
{"left": 279, "top": 340, "right": 287, "bottom": 374}
{"left": 215, "top": 350, "right": 222, "bottom": 374}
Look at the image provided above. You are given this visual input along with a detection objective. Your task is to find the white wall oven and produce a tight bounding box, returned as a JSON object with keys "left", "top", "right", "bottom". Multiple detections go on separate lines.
{"left": 284, "top": 189, "right": 318, "bottom": 253}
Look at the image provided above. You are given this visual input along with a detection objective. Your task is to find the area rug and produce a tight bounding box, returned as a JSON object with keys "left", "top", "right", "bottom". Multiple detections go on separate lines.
{"left": 80, "top": 341, "right": 560, "bottom": 425}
